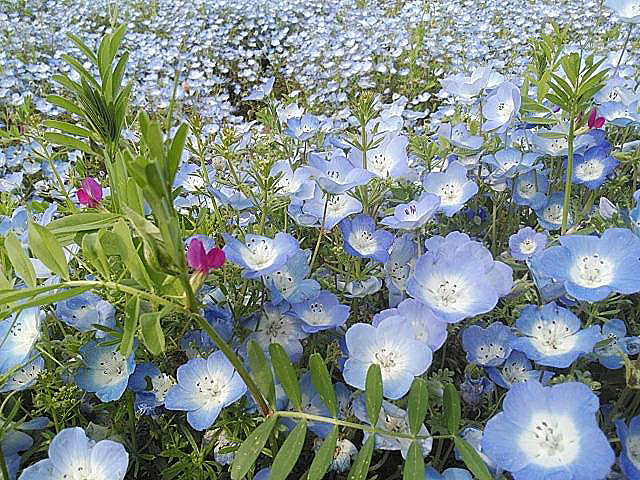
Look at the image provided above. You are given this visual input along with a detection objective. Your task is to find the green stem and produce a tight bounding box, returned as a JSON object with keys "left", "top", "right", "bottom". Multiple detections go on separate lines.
{"left": 561, "top": 114, "right": 575, "bottom": 234}
{"left": 310, "top": 196, "right": 329, "bottom": 270}
{"left": 615, "top": 24, "right": 634, "bottom": 76}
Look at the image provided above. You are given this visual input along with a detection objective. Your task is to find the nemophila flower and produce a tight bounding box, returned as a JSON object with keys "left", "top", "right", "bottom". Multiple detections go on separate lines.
{"left": 588, "top": 108, "right": 605, "bottom": 128}
{"left": 19, "top": 427, "right": 128, "bottom": 479}
{"left": 242, "top": 76, "right": 274, "bottom": 101}
{"left": 380, "top": 194, "right": 441, "bottom": 230}
{"left": 424, "top": 467, "right": 472, "bottom": 480}
{"left": 0, "top": 307, "right": 42, "bottom": 375}
{"left": 181, "top": 329, "right": 216, "bottom": 359}
{"left": 223, "top": 232, "right": 299, "bottom": 279}
{"left": 373, "top": 298, "right": 448, "bottom": 352}
{"left": 599, "top": 100, "right": 640, "bottom": 126}
{"left": 253, "top": 468, "right": 270, "bottom": 480}
{"left": 75, "top": 339, "right": 135, "bottom": 402}
{"left": 615, "top": 416, "right": 640, "bottom": 479}
{"left": 510, "top": 127, "right": 537, "bottom": 152}
{"left": 606, "top": 0, "right": 640, "bottom": 22}
{"left": 595, "top": 318, "right": 640, "bottom": 369}
{"left": 462, "top": 322, "right": 516, "bottom": 367}
{"left": 76, "top": 177, "right": 103, "bottom": 208}
{"left": 337, "top": 276, "right": 383, "bottom": 298}
{"left": 437, "top": 123, "right": 483, "bottom": 150}
{"left": 569, "top": 145, "right": 618, "bottom": 189}
{"left": 349, "top": 134, "right": 411, "bottom": 179}
{"left": 343, "top": 316, "right": 432, "bottom": 399}
{"left": 339, "top": 214, "right": 394, "bottom": 262}
{"left": 384, "top": 234, "right": 417, "bottom": 306}
{"left": 536, "top": 228, "right": 640, "bottom": 302}
{"left": 3, "top": 430, "right": 32, "bottom": 480}
{"left": 270, "top": 160, "right": 314, "bottom": 201}
{"left": 440, "top": 66, "right": 502, "bottom": 103}
{"left": 460, "top": 372, "right": 495, "bottom": 405}
{"left": 186, "top": 237, "right": 225, "bottom": 273}
{"left": 263, "top": 250, "right": 320, "bottom": 303}
{"left": 202, "top": 303, "right": 234, "bottom": 342}
{"left": 291, "top": 290, "right": 350, "bottom": 333}
{"left": 55, "top": 292, "right": 115, "bottom": 337}
{"left": 483, "top": 148, "right": 542, "bottom": 182}
{"left": 595, "top": 75, "right": 636, "bottom": 104}
{"left": 482, "top": 81, "right": 520, "bottom": 133}
{"left": 0, "top": 354, "right": 44, "bottom": 393}
{"left": 486, "top": 350, "right": 553, "bottom": 389}
{"left": 423, "top": 162, "right": 478, "bottom": 217}
{"left": 509, "top": 227, "right": 547, "bottom": 261}
{"left": 512, "top": 170, "right": 549, "bottom": 210}
{"left": 306, "top": 150, "right": 373, "bottom": 194}
{"left": 285, "top": 114, "right": 321, "bottom": 141}
{"left": 354, "top": 398, "right": 432, "bottom": 458}
{"left": 165, "top": 350, "right": 247, "bottom": 431}
{"left": 248, "top": 302, "right": 308, "bottom": 362}
{"left": 482, "top": 380, "right": 614, "bottom": 480}
{"left": 128, "top": 362, "right": 175, "bottom": 414}
{"left": 209, "top": 185, "right": 253, "bottom": 211}
{"left": 313, "top": 437, "right": 358, "bottom": 473}
{"left": 511, "top": 303, "right": 601, "bottom": 368}
{"left": 535, "top": 192, "right": 571, "bottom": 231}
{"left": 599, "top": 197, "right": 618, "bottom": 218}
{"left": 302, "top": 189, "right": 363, "bottom": 230}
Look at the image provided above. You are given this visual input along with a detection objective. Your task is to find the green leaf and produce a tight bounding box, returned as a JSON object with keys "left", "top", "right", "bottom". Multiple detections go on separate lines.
{"left": 120, "top": 296, "right": 139, "bottom": 355}
{"left": 269, "top": 343, "right": 302, "bottom": 411}
{"left": 9, "top": 285, "right": 92, "bottom": 314}
{"left": 0, "top": 284, "right": 63, "bottom": 306}
{"left": 443, "top": 383, "right": 461, "bottom": 435}
{"left": 270, "top": 420, "right": 307, "bottom": 480}
{"left": 43, "top": 120, "right": 93, "bottom": 138}
{"left": 43, "top": 132, "right": 94, "bottom": 154}
{"left": 28, "top": 220, "right": 69, "bottom": 281}
{"left": 537, "top": 70, "right": 551, "bottom": 103}
{"left": 4, "top": 232, "right": 36, "bottom": 288}
{"left": 307, "top": 426, "right": 338, "bottom": 480}
{"left": 140, "top": 311, "right": 164, "bottom": 355}
{"left": 167, "top": 123, "right": 188, "bottom": 182}
{"left": 48, "top": 213, "right": 120, "bottom": 246}
{"left": 407, "top": 378, "right": 428, "bottom": 435}
{"left": 46, "top": 95, "right": 85, "bottom": 117}
{"left": 402, "top": 442, "right": 424, "bottom": 480}
{"left": 365, "top": 363, "right": 383, "bottom": 426}
{"left": 108, "top": 219, "right": 154, "bottom": 290}
{"left": 66, "top": 33, "right": 98, "bottom": 63}
{"left": 248, "top": 340, "right": 276, "bottom": 406}
{"left": 309, "top": 353, "right": 337, "bottom": 417}
{"left": 230, "top": 415, "right": 278, "bottom": 480}
{"left": 454, "top": 436, "right": 492, "bottom": 480}
{"left": 560, "top": 52, "right": 580, "bottom": 87}
{"left": 347, "top": 435, "right": 375, "bottom": 480}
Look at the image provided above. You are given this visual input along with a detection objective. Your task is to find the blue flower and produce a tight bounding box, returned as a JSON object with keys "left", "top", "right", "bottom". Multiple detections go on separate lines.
{"left": 0, "top": 354, "right": 44, "bottom": 393}
{"left": 511, "top": 170, "right": 549, "bottom": 210}
{"left": 423, "top": 162, "right": 478, "bottom": 217}
{"left": 248, "top": 302, "right": 308, "bottom": 362}
{"left": 242, "top": 76, "right": 275, "bottom": 101}
{"left": 343, "top": 316, "right": 432, "bottom": 399}
{"left": 165, "top": 351, "right": 247, "bottom": 431}
{"left": 291, "top": 290, "right": 350, "bottom": 333}
{"left": 569, "top": 145, "right": 618, "bottom": 190}
{"left": 599, "top": 100, "right": 640, "bottom": 126}
{"left": 384, "top": 234, "right": 417, "bottom": 306}
{"left": 462, "top": 322, "right": 516, "bottom": 367}
{"left": 128, "top": 362, "right": 175, "bottom": 414}
{"left": 263, "top": 250, "right": 320, "bottom": 304}
{"left": 306, "top": 150, "right": 373, "bottom": 194}
{"left": 0, "top": 307, "right": 42, "bottom": 375}
{"left": 535, "top": 192, "right": 571, "bottom": 231}
{"left": 302, "top": 189, "right": 363, "bottom": 230}
{"left": 349, "top": 134, "right": 411, "bottom": 178}
{"left": 2, "top": 430, "right": 32, "bottom": 480}
{"left": 424, "top": 467, "right": 472, "bottom": 480}
{"left": 535, "top": 228, "right": 640, "bottom": 302}
{"left": 18, "top": 427, "right": 129, "bottom": 480}
{"left": 440, "top": 66, "right": 500, "bottom": 103}
{"left": 482, "top": 381, "right": 614, "bottom": 480}
{"left": 460, "top": 373, "right": 495, "bottom": 405}
{"left": 486, "top": 350, "right": 553, "bottom": 389}
{"left": 595, "top": 318, "right": 640, "bottom": 369}
{"left": 511, "top": 303, "right": 602, "bottom": 368}
{"left": 373, "top": 298, "right": 448, "bottom": 352}
{"left": 203, "top": 303, "right": 234, "bottom": 342}
{"left": 284, "top": 114, "right": 321, "bottom": 141}
{"left": 482, "top": 81, "right": 520, "bottom": 133}
{"left": 209, "top": 185, "right": 253, "bottom": 210}
{"left": 339, "top": 214, "right": 394, "bottom": 262}
{"left": 270, "top": 160, "right": 315, "bottom": 201}
{"left": 75, "top": 339, "right": 135, "bottom": 402}
{"left": 437, "top": 123, "right": 483, "bottom": 150}
{"left": 55, "top": 292, "right": 115, "bottom": 336}
{"left": 509, "top": 227, "right": 547, "bottom": 261}
{"left": 380, "top": 194, "right": 441, "bottom": 230}
{"left": 615, "top": 416, "right": 640, "bottom": 480}
{"left": 181, "top": 329, "right": 217, "bottom": 359}
{"left": 223, "top": 232, "right": 300, "bottom": 279}
{"left": 484, "top": 148, "right": 542, "bottom": 182}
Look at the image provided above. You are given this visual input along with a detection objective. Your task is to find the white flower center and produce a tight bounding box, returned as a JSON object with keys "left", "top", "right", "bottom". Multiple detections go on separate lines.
{"left": 151, "top": 374, "right": 175, "bottom": 402}
{"left": 519, "top": 238, "right": 537, "bottom": 254}
{"left": 575, "top": 159, "right": 604, "bottom": 181}
{"left": 245, "top": 238, "right": 277, "bottom": 269}
{"left": 303, "top": 302, "right": 329, "bottom": 326}
{"left": 349, "top": 230, "right": 377, "bottom": 256}
{"left": 374, "top": 346, "right": 400, "bottom": 373}
{"left": 402, "top": 203, "right": 419, "bottom": 219}
{"left": 543, "top": 203, "right": 563, "bottom": 225}
{"left": 369, "top": 151, "right": 391, "bottom": 177}
{"left": 265, "top": 270, "right": 295, "bottom": 295}
{"left": 476, "top": 343, "right": 506, "bottom": 363}
{"left": 439, "top": 182, "right": 462, "bottom": 205}
{"left": 10, "top": 361, "right": 40, "bottom": 387}
{"left": 549, "top": 137, "right": 568, "bottom": 154}
{"left": 501, "top": 361, "right": 529, "bottom": 385}
{"left": 427, "top": 279, "right": 460, "bottom": 309}
{"left": 570, "top": 254, "right": 614, "bottom": 288}
{"left": 517, "top": 181, "right": 536, "bottom": 197}
{"left": 195, "top": 373, "right": 228, "bottom": 401}
{"left": 326, "top": 195, "right": 349, "bottom": 216}
{"left": 530, "top": 320, "right": 576, "bottom": 355}
{"left": 518, "top": 413, "right": 579, "bottom": 467}
{"left": 97, "top": 351, "right": 127, "bottom": 379}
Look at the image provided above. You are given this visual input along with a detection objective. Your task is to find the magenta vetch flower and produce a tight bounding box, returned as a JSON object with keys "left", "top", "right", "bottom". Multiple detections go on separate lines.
{"left": 588, "top": 108, "right": 605, "bottom": 129}
{"left": 186, "top": 238, "right": 225, "bottom": 273}
{"left": 76, "top": 177, "right": 103, "bottom": 208}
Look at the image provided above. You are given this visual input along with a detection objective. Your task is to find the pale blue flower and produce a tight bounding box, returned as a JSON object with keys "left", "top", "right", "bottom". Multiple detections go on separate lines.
{"left": 482, "top": 81, "right": 520, "bottom": 133}
{"left": 535, "top": 192, "right": 571, "bottom": 231}
{"left": 462, "top": 321, "right": 516, "bottom": 367}
{"left": 424, "top": 467, "right": 472, "bottom": 480}
{"left": 302, "top": 189, "right": 363, "bottom": 230}
{"left": 306, "top": 150, "right": 373, "bottom": 194}
{"left": 223, "top": 232, "right": 300, "bottom": 279}
{"left": 55, "top": 292, "right": 115, "bottom": 337}
{"left": 339, "top": 214, "right": 394, "bottom": 262}
{"left": 0, "top": 307, "right": 42, "bottom": 375}
{"left": 486, "top": 351, "right": 553, "bottom": 389}
{"left": 569, "top": 145, "right": 618, "bottom": 189}
{"left": 423, "top": 162, "right": 478, "bottom": 217}
{"left": 291, "top": 290, "right": 350, "bottom": 333}
{"left": 437, "top": 123, "right": 483, "bottom": 150}
{"left": 615, "top": 416, "right": 640, "bottom": 479}
{"left": 248, "top": 302, "right": 308, "bottom": 362}
{"left": 348, "top": 134, "right": 411, "bottom": 178}
{"left": 595, "top": 318, "right": 640, "bottom": 369}
{"left": 509, "top": 227, "right": 547, "bottom": 261}
{"left": 380, "top": 194, "right": 441, "bottom": 230}
{"left": 242, "top": 76, "right": 275, "bottom": 101}
{"left": 0, "top": 354, "right": 43, "bottom": 393}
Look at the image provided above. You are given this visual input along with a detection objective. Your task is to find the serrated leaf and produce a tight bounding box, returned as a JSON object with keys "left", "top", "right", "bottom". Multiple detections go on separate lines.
{"left": 269, "top": 343, "right": 302, "bottom": 411}
{"left": 139, "top": 311, "right": 164, "bottom": 355}
{"left": 365, "top": 363, "right": 383, "bottom": 426}
{"left": 28, "top": 220, "right": 69, "bottom": 281}
{"left": 4, "top": 232, "right": 36, "bottom": 288}
{"left": 230, "top": 415, "right": 278, "bottom": 480}
{"left": 454, "top": 436, "right": 492, "bottom": 480}
{"left": 443, "top": 383, "right": 461, "bottom": 435}
{"left": 347, "top": 435, "right": 375, "bottom": 480}
{"left": 402, "top": 442, "right": 424, "bottom": 480}
{"left": 407, "top": 378, "right": 428, "bottom": 435}
{"left": 248, "top": 340, "right": 275, "bottom": 406}
{"left": 309, "top": 353, "right": 337, "bottom": 417}
{"left": 270, "top": 420, "right": 307, "bottom": 480}
{"left": 308, "top": 426, "right": 338, "bottom": 480}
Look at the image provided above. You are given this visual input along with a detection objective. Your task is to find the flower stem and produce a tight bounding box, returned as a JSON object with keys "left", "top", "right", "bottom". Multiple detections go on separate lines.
{"left": 615, "top": 24, "right": 634, "bottom": 76}
{"left": 561, "top": 114, "right": 575, "bottom": 234}
{"left": 310, "top": 196, "right": 329, "bottom": 270}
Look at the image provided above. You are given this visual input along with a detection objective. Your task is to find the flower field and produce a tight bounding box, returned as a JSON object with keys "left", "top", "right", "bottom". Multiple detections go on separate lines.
{"left": 2, "top": 1, "right": 640, "bottom": 479}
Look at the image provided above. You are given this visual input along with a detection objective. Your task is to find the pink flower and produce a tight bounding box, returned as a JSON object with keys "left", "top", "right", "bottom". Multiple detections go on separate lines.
{"left": 77, "top": 177, "right": 103, "bottom": 208}
{"left": 588, "top": 108, "right": 605, "bottom": 129}
{"left": 186, "top": 238, "right": 225, "bottom": 273}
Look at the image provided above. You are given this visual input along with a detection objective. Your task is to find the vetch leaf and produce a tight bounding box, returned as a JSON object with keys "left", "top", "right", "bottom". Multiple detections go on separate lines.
{"left": 347, "top": 435, "right": 375, "bottom": 480}
{"left": 454, "top": 436, "right": 492, "bottom": 480}
{"left": 402, "top": 442, "right": 424, "bottom": 480}
{"left": 443, "top": 383, "right": 461, "bottom": 435}
{"left": 230, "top": 415, "right": 278, "bottom": 480}
{"left": 269, "top": 343, "right": 302, "bottom": 411}
{"left": 28, "top": 219, "right": 69, "bottom": 281}
{"left": 270, "top": 420, "right": 307, "bottom": 480}
{"left": 140, "top": 311, "right": 165, "bottom": 355}
{"left": 248, "top": 340, "right": 275, "bottom": 406}
{"left": 407, "top": 378, "right": 428, "bottom": 435}
{"left": 309, "top": 353, "right": 337, "bottom": 417}
{"left": 4, "top": 232, "right": 36, "bottom": 288}
{"left": 365, "top": 363, "right": 383, "bottom": 426}
{"left": 307, "top": 426, "right": 338, "bottom": 480}
{"left": 120, "top": 296, "right": 139, "bottom": 355}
